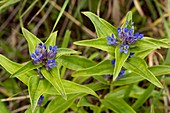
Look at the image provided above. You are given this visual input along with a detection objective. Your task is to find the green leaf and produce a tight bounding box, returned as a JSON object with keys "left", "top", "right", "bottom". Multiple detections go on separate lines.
{"left": 77, "top": 97, "right": 99, "bottom": 112}
{"left": 0, "top": 101, "right": 10, "bottom": 113}
{"left": 61, "top": 30, "right": 71, "bottom": 48}
{"left": 132, "top": 84, "right": 155, "bottom": 110}
{"left": 57, "top": 55, "right": 96, "bottom": 70}
{"left": 144, "top": 37, "right": 170, "bottom": 48}
{"left": 93, "top": 76, "right": 108, "bottom": 84}
{"left": 132, "top": 37, "right": 163, "bottom": 52}
{"left": 72, "top": 60, "right": 113, "bottom": 77}
{"left": 56, "top": 48, "right": 81, "bottom": 57}
{"left": 85, "top": 83, "right": 109, "bottom": 91}
{"left": 45, "top": 31, "right": 57, "bottom": 47}
{"left": 28, "top": 75, "right": 50, "bottom": 112}
{"left": 44, "top": 94, "right": 80, "bottom": 113}
{"left": 82, "top": 12, "right": 116, "bottom": 37}
{"left": 25, "top": 106, "right": 44, "bottom": 113}
{"left": 113, "top": 46, "right": 129, "bottom": 80}
{"left": 100, "top": 18, "right": 117, "bottom": 36}
{"left": 135, "top": 48, "right": 155, "bottom": 59}
{"left": 105, "top": 85, "right": 159, "bottom": 101}
{"left": 0, "top": 54, "right": 35, "bottom": 85}
{"left": 41, "top": 67, "right": 67, "bottom": 100}
{"left": 101, "top": 97, "right": 136, "bottom": 113}
{"left": 46, "top": 80, "right": 98, "bottom": 98}
{"left": 113, "top": 65, "right": 170, "bottom": 86}
{"left": 74, "top": 38, "right": 115, "bottom": 55}
{"left": 0, "top": 54, "right": 21, "bottom": 74}
{"left": 0, "top": 0, "right": 20, "bottom": 13}
{"left": 149, "top": 65, "right": 170, "bottom": 75}
{"left": 22, "top": 27, "right": 42, "bottom": 54}
{"left": 10, "top": 60, "right": 41, "bottom": 78}
{"left": 121, "top": 11, "right": 133, "bottom": 28}
{"left": 124, "top": 57, "right": 163, "bottom": 88}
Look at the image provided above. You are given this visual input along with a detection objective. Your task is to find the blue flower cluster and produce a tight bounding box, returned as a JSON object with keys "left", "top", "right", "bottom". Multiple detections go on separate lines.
{"left": 107, "top": 21, "right": 144, "bottom": 54}
{"left": 30, "top": 43, "right": 57, "bottom": 70}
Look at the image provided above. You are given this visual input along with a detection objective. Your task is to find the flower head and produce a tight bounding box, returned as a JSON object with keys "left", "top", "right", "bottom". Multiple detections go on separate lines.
{"left": 107, "top": 21, "right": 144, "bottom": 54}
{"left": 30, "top": 43, "right": 58, "bottom": 71}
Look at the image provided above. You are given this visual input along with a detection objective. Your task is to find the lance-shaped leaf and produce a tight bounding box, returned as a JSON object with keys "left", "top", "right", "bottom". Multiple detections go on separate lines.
{"left": 57, "top": 55, "right": 96, "bottom": 70}
{"left": 41, "top": 67, "right": 67, "bottom": 100}
{"left": 82, "top": 12, "right": 116, "bottom": 37}
{"left": 132, "top": 37, "right": 161, "bottom": 52}
{"left": 134, "top": 48, "right": 155, "bottom": 59}
{"left": 144, "top": 37, "right": 170, "bottom": 48}
{"left": 22, "top": 27, "right": 42, "bottom": 54}
{"left": 121, "top": 11, "right": 133, "bottom": 28}
{"left": 0, "top": 54, "right": 35, "bottom": 85}
{"left": 45, "top": 31, "right": 58, "bottom": 47}
{"left": 113, "top": 46, "right": 129, "bottom": 81}
{"left": 10, "top": 60, "right": 41, "bottom": 78}
{"left": 72, "top": 60, "right": 113, "bottom": 77}
{"left": 113, "top": 65, "right": 170, "bottom": 86}
{"left": 44, "top": 94, "right": 81, "bottom": 113}
{"left": 56, "top": 48, "right": 81, "bottom": 58}
{"left": 74, "top": 38, "right": 115, "bottom": 55}
{"left": 124, "top": 57, "right": 163, "bottom": 88}
{"left": 101, "top": 97, "right": 136, "bottom": 113}
{"left": 46, "top": 80, "right": 98, "bottom": 98}
{"left": 28, "top": 75, "right": 50, "bottom": 112}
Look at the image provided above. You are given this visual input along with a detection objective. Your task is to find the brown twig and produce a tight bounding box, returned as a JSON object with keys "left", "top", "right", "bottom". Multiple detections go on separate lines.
{"left": 11, "top": 105, "right": 30, "bottom": 113}
{"left": 1, "top": 95, "right": 29, "bottom": 102}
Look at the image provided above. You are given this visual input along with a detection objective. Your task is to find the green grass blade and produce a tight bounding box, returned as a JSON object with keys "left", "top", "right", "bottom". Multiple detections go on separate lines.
{"left": 132, "top": 84, "right": 155, "bottom": 110}
{"left": 51, "top": 0, "right": 69, "bottom": 33}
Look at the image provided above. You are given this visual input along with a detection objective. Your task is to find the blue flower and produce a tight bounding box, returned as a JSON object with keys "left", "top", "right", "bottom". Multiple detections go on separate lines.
{"left": 117, "top": 69, "right": 125, "bottom": 79}
{"left": 120, "top": 44, "right": 129, "bottom": 54}
{"left": 128, "top": 52, "right": 134, "bottom": 58}
{"left": 111, "top": 59, "right": 116, "bottom": 66}
{"left": 107, "top": 34, "right": 117, "bottom": 46}
{"left": 47, "top": 46, "right": 58, "bottom": 59}
{"left": 37, "top": 95, "right": 44, "bottom": 106}
{"left": 46, "top": 59, "right": 57, "bottom": 70}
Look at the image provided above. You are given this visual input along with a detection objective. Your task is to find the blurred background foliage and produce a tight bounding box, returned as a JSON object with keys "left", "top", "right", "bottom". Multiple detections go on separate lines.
{"left": 0, "top": 0, "right": 170, "bottom": 112}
